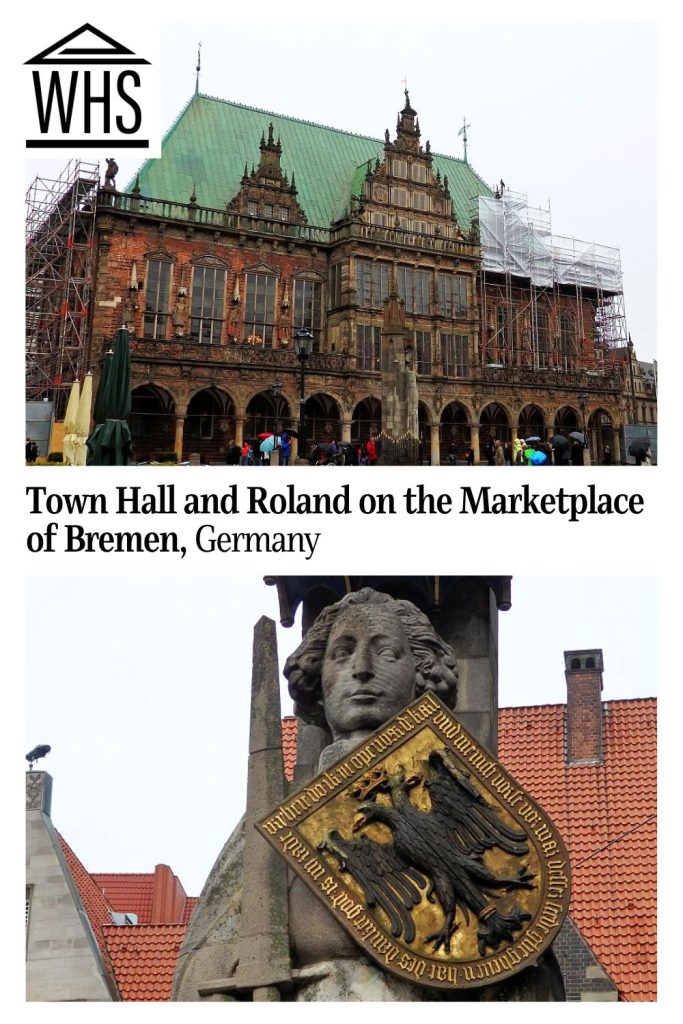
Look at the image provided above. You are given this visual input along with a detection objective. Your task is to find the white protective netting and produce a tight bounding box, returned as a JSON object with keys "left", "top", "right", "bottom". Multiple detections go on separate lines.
{"left": 478, "top": 192, "right": 622, "bottom": 292}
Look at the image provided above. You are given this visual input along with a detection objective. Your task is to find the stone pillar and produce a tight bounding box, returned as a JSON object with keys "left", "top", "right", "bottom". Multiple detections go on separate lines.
{"left": 235, "top": 416, "right": 245, "bottom": 447}
{"left": 613, "top": 431, "right": 621, "bottom": 463}
{"left": 174, "top": 416, "right": 185, "bottom": 461}
{"left": 470, "top": 423, "right": 480, "bottom": 464}
{"left": 431, "top": 579, "right": 501, "bottom": 753}
{"left": 341, "top": 420, "right": 351, "bottom": 443}
{"left": 430, "top": 423, "right": 440, "bottom": 466}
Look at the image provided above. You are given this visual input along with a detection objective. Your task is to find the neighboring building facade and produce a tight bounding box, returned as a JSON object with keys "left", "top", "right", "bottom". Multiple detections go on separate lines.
{"left": 26, "top": 771, "right": 196, "bottom": 1001}
{"left": 26, "top": 91, "right": 655, "bottom": 463}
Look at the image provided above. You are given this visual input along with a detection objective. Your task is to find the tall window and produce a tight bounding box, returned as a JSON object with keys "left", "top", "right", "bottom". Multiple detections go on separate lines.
{"left": 244, "top": 272, "right": 277, "bottom": 346}
{"left": 392, "top": 159, "right": 408, "bottom": 178}
{"left": 357, "top": 324, "right": 381, "bottom": 370}
{"left": 496, "top": 307, "right": 512, "bottom": 350}
{"left": 411, "top": 164, "right": 427, "bottom": 183}
{"left": 416, "top": 330, "right": 432, "bottom": 374}
{"left": 438, "top": 273, "right": 468, "bottom": 318}
{"left": 536, "top": 309, "right": 550, "bottom": 365}
{"left": 559, "top": 311, "right": 576, "bottom": 360}
{"left": 412, "top": 191, "right": 430, "bottom": 211}
{"left": 441, "top": 333, "right": 469, "bottom": 377}
{"left": 294, "top": 279, "right": 323, "bottom": 350}
{"left": 390, "top": 187, "right": 410, "bottom": 207}
{"left": 189, "top": 265, "right": 225, "bottom": 345}
{"left": 397, "top": 267, "right": 431, "bottom": 315}
{"left": 356, "top": 261, "right": 389, "bottom": 308}
{"left": 144, "top": 259, "right": 172, "bottom": 339}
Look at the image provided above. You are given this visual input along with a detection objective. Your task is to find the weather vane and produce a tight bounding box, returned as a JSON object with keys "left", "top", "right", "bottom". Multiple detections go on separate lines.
{"left": 26, "top": 744, "right": 51, "bottom": 770}
{"left": 458, "top": 116, "right": 471, "bottom": 163}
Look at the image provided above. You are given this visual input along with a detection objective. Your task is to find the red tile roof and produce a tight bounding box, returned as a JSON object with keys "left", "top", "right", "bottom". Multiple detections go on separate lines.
{"left": 92, "top": 873, "right": 154, "bottom": 922}
{"left": 59, "top": 846, "right": 198, "bottom": 1000}
{"left": 498, "top": 698, "right": 656, "bottom": 1002}
{"left": 282, "top": 715, "right": 298, "bottom": 782}
{"left": 57, "top": 833, "right": 115, "bottom": 963}
{"left": 101, "top": 924, "right": 187, "bottom": 1001}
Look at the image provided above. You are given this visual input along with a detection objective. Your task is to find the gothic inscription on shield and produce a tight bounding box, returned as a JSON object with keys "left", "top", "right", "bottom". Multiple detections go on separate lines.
{"left": 257, "top": 692, "right": 571, "bottom": 990}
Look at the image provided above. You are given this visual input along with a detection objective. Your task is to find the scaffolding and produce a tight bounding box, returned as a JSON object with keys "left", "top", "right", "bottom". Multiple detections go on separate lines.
{"left": 475, "top": 190, "right": 627, "bottom": 371}
{"left": 26, "top": 160, "right": 99, "bottom": 415}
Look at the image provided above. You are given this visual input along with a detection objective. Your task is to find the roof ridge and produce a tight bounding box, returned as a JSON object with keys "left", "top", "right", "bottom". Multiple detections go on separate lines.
{"left": 193, "top": 92, "right": 487, "bottom": 179}
{"left": 195, "top": 92, "right": 392, "bottom": 148}
{"left": 500, "top": 696, "right": 656, "bottom": 712}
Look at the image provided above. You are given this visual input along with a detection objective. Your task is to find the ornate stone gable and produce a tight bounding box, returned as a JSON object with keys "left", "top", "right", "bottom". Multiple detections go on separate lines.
{"left": 355, "top": 92, "right": 465, "bottom": 240}
{"left": 227, "top": 123, "right": 307, "bottom": 225}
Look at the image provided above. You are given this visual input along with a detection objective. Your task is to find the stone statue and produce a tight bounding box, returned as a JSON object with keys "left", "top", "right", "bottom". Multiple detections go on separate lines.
{"left": 104, "top": 158, "right": 118, "bottom": 188}
{"left": 172, "top": 291, "right": 188, "bottom": 338}
{"left": 172, "top": 589, "right": 564, "bottom": 1002}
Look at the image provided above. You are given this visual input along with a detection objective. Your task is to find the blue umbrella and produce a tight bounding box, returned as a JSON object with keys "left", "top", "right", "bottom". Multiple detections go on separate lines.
{"left": 529, "top": 450, "right": 548, "bottom": 465}
{"left": 260, "top": 435, "right": 281, "bottom": 453}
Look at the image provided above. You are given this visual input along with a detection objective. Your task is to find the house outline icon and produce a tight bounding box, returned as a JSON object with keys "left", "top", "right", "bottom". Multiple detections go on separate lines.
{"left": 25, "top": 23, "right": 150, "bottom": 65}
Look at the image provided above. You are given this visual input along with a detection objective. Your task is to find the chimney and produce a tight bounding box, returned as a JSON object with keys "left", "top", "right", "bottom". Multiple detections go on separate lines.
{"left": 151, "top": 864, "right": 187, "bottom": 924}
{"left": 564, "top": 649, "right": 604, "bottom": 764}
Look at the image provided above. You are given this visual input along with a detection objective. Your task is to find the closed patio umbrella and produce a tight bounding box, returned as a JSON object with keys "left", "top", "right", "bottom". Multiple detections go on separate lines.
{"left": 87, "top": 329, "right": 133, "bottom": 465}
{"left": 74, "top": 372, "right": 93, "bottom": 466}
{"left": 62, "top": 381, "right": 81, "bottom": 465}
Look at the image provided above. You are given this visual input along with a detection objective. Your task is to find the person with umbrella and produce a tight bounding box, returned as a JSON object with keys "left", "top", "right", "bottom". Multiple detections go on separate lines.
{"left": 280, "top": 432, "right": 292, "bottom": 467}
{"left": 512, "top": 436, "right": 524, "bottom": 465}
{"left": 629, "top": 438, "right": 652, "bottom": 465}
{"left": 549, "top": 434, "right": 571, "bottom": 466}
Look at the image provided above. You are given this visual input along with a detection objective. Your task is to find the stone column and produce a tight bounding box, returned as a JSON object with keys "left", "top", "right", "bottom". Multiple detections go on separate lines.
{"left": 432, "top": 579, "right": 501, "bottom": 753}
{"left": 613, "top": 431, "right": 622, "bottom": 463}
{"left": 174, "top": 416, "right": 185, "bottom": 461}
{"left": 235, "top": 416, "right": 245, "bottom": 447}
{"left": 430, "top": 423, "right": 440, "bottom": 466}
{"left": 341, "top": 420, "right": 351, "bottom": 443}
{"left": 470, "top": 423, "right": 480, "bottom": 464}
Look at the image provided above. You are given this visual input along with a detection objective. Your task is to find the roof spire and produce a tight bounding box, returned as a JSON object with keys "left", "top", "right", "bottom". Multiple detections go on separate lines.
{"left": 458, "top": 116, "right": 471, "bottom": 164}
{"left": 195, "top": 41, "right": 202, "bottom": 96}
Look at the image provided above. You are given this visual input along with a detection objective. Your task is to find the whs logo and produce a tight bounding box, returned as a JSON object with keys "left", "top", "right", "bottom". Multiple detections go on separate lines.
{"left": 25, "top": 23, "right": 158, "bottom": 154}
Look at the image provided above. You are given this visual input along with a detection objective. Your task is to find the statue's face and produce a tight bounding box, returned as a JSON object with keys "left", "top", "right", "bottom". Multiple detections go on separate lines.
{"left": 321, "top": 604, "right": 416, "bottom": 741}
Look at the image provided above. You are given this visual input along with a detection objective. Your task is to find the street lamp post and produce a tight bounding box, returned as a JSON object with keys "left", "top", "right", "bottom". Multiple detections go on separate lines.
{"left": 292, "top": 328, "right": 314, "bottom": 460}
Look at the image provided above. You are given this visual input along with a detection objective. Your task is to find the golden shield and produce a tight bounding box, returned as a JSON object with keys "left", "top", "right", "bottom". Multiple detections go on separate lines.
{"left": 258, "top": 692, "right": 570, "bottom": 991}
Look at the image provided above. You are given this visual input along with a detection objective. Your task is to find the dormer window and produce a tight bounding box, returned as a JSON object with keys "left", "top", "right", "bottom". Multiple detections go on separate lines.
{"left": 391, "top": 187, "right": 409, "bottom": 207}
{"left": 411, "top": 164, "right": 427, "bottom": 183}
{"left": 278, "top": 206, "right": 290, "bottom": 222}
{"left": 264, "top": 203, "right": 273, "bottom": 219}
{"left": 392, "top": 159, "right": 408, "bottom": 178}
{"left": 247, "top": 201, "right": 258, "bottom": 217}
{"left": 412, "top": 192, "right": 430, "bottom": 212}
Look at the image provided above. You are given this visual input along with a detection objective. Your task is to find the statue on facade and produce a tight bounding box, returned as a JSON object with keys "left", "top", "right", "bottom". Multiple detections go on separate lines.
{"left": 104, "top": 158, "right": 118, "bottom": 188}
{"left": 172, "top": 589, "right": 566, "bottom": 1002}
{"left": 172, "top": 291, "right": 188, "bottom": 338}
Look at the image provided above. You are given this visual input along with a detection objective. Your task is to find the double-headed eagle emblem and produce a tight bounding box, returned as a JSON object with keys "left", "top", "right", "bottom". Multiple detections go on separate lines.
{"left": 319, "top": 749, "right": 535, "bottom": 957}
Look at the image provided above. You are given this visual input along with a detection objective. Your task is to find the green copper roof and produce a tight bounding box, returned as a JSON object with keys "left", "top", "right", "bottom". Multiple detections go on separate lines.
{"left": 132, "top": 94, "right": 493, "bottom": 229}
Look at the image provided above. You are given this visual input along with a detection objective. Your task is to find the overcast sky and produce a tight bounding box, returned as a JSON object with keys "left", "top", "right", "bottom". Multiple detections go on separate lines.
{"left": 26, "top": 16, "right": 657, "bottom": 360}
{"left": 26, "top": 574, "right": 655, "bottom": 896}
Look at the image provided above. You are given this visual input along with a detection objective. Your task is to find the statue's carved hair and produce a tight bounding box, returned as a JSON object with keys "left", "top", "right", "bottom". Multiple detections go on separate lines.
{"left": 284, "top": 588, "right": 458, "bottom": 727}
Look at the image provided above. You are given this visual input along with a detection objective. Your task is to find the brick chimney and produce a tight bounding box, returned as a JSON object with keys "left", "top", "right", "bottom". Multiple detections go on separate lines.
{"left": 151, "top": 864, "right": 187, "bottom": 924}
{"left": 564, "top": 649, "right": 604, "bottom": 764}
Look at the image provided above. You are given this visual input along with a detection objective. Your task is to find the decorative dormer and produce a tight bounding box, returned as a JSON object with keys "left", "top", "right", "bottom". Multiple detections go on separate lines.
{"left": 227, "top": 124, "right": 307, "bottom": 225}
{"left": 349, "top": 92, "right": 467, "bottom": 241}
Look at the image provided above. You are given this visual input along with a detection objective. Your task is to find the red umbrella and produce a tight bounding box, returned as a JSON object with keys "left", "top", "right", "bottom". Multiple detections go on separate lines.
{"left": 257, "top": 432, "right": 274, "bottom": 440}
